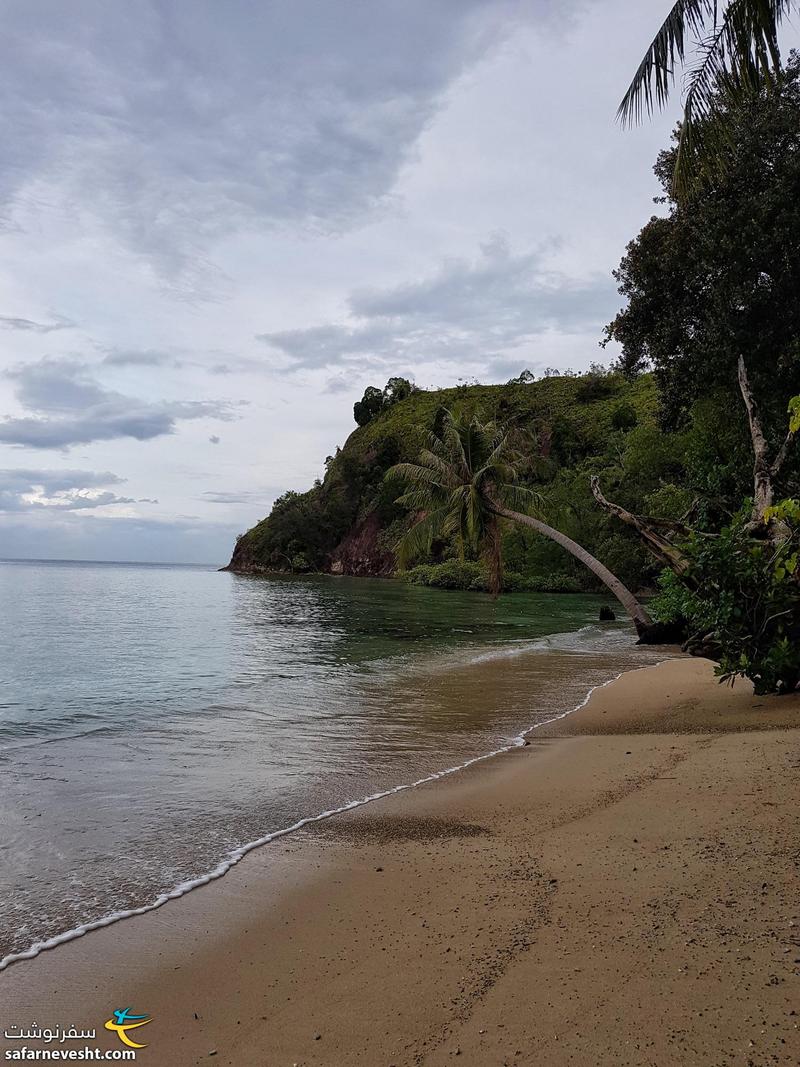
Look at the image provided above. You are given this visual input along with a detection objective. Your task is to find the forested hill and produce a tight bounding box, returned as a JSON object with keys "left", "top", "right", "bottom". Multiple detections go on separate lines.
{"left": 226, "top": 367, "right": 746, "bottom": 593}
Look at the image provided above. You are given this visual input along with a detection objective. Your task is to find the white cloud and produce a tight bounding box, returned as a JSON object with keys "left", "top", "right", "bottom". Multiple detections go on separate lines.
{"left": 0, "top": 468, "right": 136, "bottom": 511}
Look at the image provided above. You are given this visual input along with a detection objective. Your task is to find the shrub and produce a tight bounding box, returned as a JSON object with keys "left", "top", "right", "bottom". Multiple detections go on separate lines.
{"left": 402, "top": 561, "right": 583, "bottom": 594}
{"left": 651, "top": 502, "right": 800, "bottom": 694}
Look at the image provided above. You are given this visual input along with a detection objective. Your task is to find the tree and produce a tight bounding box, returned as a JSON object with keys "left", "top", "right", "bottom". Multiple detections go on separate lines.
{"left": 389, "top": 410, "right": 654, "bottom": 635}
{"left": 620, "top": 1, "right": 795, "bottom": 191}
{"left": 353, "top": 386, "right": 385, "bottom": 427}
{"left": 592, "top": 366, "right": 800, "bottom": 692}
{"left": 607, "top": 55, "right": 800, "bottom": 433}
{"left": 383, "top": 376, "right": 414, "bottom": 405}
{"left": 353, "top": 377, "right": 416, "bottom": 426}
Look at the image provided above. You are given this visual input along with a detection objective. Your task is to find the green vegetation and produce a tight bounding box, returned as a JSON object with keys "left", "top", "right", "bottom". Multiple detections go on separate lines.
{"left": 230, "top": 368, "right": 709, "bottom": 598}
{"left": 608, "top": 53, "right": 800, "bottom": 432}
{"left": 403, "top": 561, "right": 581, "bottom": 594}
{"left": 388, "top": 409, "right": 651, "bottom": 633}
{"left": 650, "top": 497, "right": 800, "bottom": 695}
{"left": 353, "top": 376, "right": 416, "bottom": 427}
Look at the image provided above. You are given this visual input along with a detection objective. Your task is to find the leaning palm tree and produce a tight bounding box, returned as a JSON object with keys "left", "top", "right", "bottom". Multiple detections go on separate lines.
{"left": 388, "top": 410, "right": 653, "bottom": 636}
{"left": 620, "top": 1, "right": 795, "bottom": 192}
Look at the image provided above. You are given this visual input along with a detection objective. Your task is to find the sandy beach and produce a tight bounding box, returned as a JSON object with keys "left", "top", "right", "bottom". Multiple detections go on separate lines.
{"left": 2, "top": 656, "right": 799, "bottom": 1066}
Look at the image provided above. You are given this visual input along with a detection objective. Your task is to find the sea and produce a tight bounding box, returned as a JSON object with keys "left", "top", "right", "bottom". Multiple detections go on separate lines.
{"left": 0, "top": 559, "right": 668, "bottom": 969}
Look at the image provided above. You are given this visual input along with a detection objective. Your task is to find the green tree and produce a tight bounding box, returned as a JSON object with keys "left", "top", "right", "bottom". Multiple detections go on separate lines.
{"left": 593, "top": 377, "right": 799, "bottom": 692}
{"left": 353, "top": 386, "right": 385, "bottom": 427}
{"left": 389, "top": 410, "right": 653, "bottom": 634}
{"left": 620, "top": 1, "right": 795, "bottom": 191}
{"left": 383, "top": 376, "right": 414, "bottom": 405}
{"left": 353, "top": 377, "right": 415, "bottom": 426}
{"left": 607, "top": 55, "right": 800, "bottom": 435}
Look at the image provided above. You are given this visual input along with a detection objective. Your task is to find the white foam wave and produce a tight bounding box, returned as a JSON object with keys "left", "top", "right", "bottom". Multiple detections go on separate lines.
{"left": 0, "top": 661, "right": 663, "bottom": 973}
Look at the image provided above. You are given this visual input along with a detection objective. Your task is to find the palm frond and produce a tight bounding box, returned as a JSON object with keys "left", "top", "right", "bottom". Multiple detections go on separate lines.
{"left": 672, "top": 0, "right": 789, "bottom": 191}
{"left": 618, "top": 0, "right": 715, "bottom": 125}
{"left": 417, "top": 448, "right": 460, "bottom": 485}
{"left": 498, "top": 484, "right": 544, "bottom": 515}
{"left": 387, "top": 462, "right": 450, "bottom": 491}
{"left": 395, "top": 506, "right": 451, "bottom": 569}
{"left": 619, "top": 0, "right": 790, "bottom": 134}
{"left": 395, "top": 487, "right": 447, "bottom": 512}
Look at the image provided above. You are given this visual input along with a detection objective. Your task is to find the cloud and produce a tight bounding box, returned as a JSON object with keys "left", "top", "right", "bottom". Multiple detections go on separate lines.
{"left": 0, "top": 358, "right": 237, "bottom": 449}
{"left": 201, "top": 490, "right": 259, "bottom": 504}
{"left": 102, "top": 349, "right": 174, "bottom": 367}
{"left": 258, "top": 235, "right": 616, "bottom": 373}
{"left": 0, "top": 1, "right": 543, "bottom": 280}
{"left": 323, "top": 374, "right": 355, "bottom": 394}
{"left": 0, "top": 468, "right": 137, "bottom": 512}
{"left": 0, "top": 315, "right": 73, "bottom": 333}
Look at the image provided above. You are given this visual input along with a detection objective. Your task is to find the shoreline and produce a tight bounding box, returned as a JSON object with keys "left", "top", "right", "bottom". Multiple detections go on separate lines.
{"left": 2, "top": 658, "right": 799, "bottom": 1065}
{"left": 0, "top": 641, "right": 660, "bottom": 974}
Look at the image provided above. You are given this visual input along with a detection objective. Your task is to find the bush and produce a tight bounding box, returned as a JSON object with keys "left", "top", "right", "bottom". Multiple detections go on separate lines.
{"left": 651, "top": 501, "right": 800, "bottom": 694}
{"left": 402, "top": 561, "right": 583, "bottom": 593}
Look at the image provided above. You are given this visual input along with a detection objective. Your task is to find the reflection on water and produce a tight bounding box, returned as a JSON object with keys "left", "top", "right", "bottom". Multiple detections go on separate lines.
{"left": 0, "top": 561, "right": 666, "bottom": 962}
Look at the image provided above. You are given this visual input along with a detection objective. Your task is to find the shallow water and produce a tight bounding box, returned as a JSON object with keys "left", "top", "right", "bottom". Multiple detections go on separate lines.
{"left": 0, "top": 560, "right": 666, "bottom": 965}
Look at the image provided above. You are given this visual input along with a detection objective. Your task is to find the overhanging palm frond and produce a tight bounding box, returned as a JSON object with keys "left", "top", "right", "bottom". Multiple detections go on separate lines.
{"left": 672, "top": 0, "right": 789, "bottom": 188}
{"left": 618, "top": 0, "right": 716, "bottom": 125}
{"left": 619, "top": 0, "right": 793, "bottom": 191}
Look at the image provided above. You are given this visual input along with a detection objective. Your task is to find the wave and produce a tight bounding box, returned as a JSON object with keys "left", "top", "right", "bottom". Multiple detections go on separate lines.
{"left": 0, "top": 659, "right": 663, "bottom": 973}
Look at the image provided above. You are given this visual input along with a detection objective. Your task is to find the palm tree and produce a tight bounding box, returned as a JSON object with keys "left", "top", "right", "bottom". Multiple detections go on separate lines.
{"left": 620, "top": 1, "right": 794, "bottom": 191}
{"left": 389, "top": 410, "right": 653, "bottom": 636}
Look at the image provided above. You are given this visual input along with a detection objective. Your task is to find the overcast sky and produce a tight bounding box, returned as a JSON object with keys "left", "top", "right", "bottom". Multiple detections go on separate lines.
{"left": 0, "top": 1, "right": 729, "bottom": 562}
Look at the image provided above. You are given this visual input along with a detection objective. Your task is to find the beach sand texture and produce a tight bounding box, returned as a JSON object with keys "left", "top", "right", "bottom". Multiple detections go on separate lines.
{"left": 2, "top": 657, "right": 799, "bottom": 1066}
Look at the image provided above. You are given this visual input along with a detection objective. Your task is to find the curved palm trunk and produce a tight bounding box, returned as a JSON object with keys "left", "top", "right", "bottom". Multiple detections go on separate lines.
{"left": 489, "top": 500, "right": 653, "bottom": 636}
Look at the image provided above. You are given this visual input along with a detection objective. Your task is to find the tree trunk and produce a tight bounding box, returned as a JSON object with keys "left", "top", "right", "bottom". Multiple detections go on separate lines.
{"left": 737, "top": 355, "right": 794, "bottom": 541}
{"left": 488, "top": 500, "right": 653, "bottom": 637}
{"left": 738, "top": 355, "right": 775, "bottom": 525}
{"left": 483, "top": 514, "right": 503, "bottom": 599}
{"left": 590, "top": 476, "right": 692, "bottom": 576}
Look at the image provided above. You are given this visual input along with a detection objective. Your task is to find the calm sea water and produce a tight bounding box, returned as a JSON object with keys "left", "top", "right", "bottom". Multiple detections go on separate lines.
{"left": 0, "top": 559, "right": 666, "bottom": 966}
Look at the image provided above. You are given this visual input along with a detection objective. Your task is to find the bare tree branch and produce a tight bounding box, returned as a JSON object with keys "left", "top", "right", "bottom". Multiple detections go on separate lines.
{"left": 590, "top": 476, "right": 692, "bottom": 575}
{"left": 771, "top": 427, "right": 797, "bottom": 477}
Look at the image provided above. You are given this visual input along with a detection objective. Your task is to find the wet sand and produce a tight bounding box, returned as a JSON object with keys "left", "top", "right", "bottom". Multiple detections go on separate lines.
{"left": 2, "top": 657, "right": 799, "bottom": 1066}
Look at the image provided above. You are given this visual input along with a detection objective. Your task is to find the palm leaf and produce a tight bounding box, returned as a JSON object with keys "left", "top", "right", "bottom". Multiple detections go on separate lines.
{"left": 619, "top": 0, "right": 792, "bottom": 193}
{"left": 618, "top": 0, "right": 716, "bottom": 125}
{"left": 395, "top": 506, "right": 451, "bottom": 568}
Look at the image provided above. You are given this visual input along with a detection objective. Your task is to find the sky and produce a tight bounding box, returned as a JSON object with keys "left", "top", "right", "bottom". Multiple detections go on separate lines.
{"left": 0, "top": 1, "right": 712, "bottom": 563}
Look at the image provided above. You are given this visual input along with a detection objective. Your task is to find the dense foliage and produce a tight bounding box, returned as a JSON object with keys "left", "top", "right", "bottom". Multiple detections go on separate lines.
{"left": 404, "top": 561, "right": 582, "bottom": 594}
{"left": 353, "top": 377, "right": 416, "bottom": 427}
{"left": 607, "top": 54, "right": 800, "bottom": 441}
{"left": 651, "top": 500, "right": 800, "bottom": 694}
{"left": 230, "top": 369, "right": 736, "bottom": 594}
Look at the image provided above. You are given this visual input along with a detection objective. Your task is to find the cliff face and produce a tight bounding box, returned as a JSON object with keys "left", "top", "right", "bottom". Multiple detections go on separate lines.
{"left": 224, "top": 372, "right": 662, "bottom": 586}
{"left": 329, "top": 512, "right": 395, "bottom": 577}
{"left": 226, "top": 501, "right": 394, "bottom": 577}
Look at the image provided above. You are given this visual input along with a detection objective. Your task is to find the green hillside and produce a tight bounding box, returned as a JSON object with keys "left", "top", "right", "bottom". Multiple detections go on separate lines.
{"left": 226, "top": 367, "right": 745, "bottom": 594}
